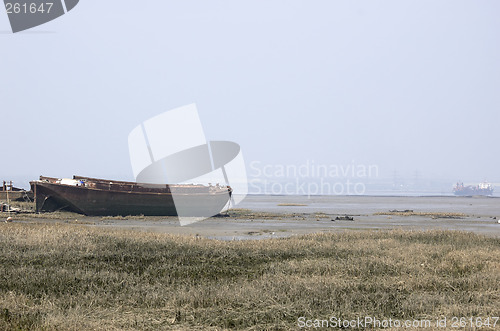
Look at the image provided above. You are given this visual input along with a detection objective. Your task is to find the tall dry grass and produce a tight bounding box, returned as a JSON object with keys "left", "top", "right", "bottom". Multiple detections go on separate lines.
{"left": 0, "top": 224, "right": 499, "bottom": 330}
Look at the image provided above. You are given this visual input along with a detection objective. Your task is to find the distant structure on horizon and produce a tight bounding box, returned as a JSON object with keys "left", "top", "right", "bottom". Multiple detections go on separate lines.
{"left": 453, "top": 181, "right": 493, "bottom": 196}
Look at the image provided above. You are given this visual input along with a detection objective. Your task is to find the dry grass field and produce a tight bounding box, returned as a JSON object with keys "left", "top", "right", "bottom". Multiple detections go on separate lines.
{"left": 0, "top": 223, "right": 499, "bottom": 330}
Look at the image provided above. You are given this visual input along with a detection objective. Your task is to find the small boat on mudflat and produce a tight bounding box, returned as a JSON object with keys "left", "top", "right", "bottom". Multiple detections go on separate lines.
{"left": 30, "top": 175, "right": 232, "bottom": 216}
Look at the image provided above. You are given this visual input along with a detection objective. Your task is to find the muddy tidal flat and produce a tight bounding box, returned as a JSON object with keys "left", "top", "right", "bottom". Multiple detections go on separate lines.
{"left": 5, "top": 195, "right": 500, "bottom": 239}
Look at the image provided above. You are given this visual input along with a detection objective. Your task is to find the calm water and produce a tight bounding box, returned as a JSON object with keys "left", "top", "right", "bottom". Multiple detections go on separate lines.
{"left": 238, "top": 195, "right": 500, "bottom": 216}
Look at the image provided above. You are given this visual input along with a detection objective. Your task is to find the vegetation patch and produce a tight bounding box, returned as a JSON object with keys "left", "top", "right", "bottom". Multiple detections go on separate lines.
{"left": 374, "top": 211, "right": 468, "bottom": 219}
{"left": 0, "top": 224, "right": 498, "bottom": 330}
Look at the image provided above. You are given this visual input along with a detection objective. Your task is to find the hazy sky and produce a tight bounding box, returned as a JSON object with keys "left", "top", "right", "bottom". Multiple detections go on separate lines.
{"left": 1, "top": 1, "right": 499, "bottom": 186}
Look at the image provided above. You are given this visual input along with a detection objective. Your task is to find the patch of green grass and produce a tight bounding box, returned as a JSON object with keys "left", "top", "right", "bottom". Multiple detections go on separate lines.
{"left": 0, "top": 225, "right": 499, "bottom": 330}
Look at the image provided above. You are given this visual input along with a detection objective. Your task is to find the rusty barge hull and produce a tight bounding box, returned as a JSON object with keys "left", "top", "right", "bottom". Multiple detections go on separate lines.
{"left": 30, "top": 176, "right": 231, "bottom": 217}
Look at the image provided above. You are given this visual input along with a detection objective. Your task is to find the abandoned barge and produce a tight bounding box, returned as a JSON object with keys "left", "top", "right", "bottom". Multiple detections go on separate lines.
{"left": 0, "top": 181, "right": 33, "bottom": 202}
{"left": 30, "top": 176, "right": 232, "bottom": 216}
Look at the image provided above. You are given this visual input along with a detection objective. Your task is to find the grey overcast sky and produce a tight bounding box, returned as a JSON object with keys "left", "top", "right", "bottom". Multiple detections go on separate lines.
{"left": 1, "top": 1, "right": 499, "bottom": 186}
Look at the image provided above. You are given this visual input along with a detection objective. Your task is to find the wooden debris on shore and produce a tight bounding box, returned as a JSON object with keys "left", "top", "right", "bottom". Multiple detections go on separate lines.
{"left": 0, "top": 203, "right": 18, "bottom": 213}
{"left": 334, "top": 215, "right": 354, "bottom": 221}
{"left": 0, "top": 203, "right": 32, "bottom": 214}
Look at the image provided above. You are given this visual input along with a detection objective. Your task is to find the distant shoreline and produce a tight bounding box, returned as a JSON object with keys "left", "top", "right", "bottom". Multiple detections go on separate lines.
{"left": 244, "top": 193, "right": 500, "bottom": 198}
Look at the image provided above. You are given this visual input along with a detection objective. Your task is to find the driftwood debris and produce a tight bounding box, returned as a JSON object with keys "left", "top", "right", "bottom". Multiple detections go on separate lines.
{"left": 334, "top": 215, "right": 354, "bottom": 221}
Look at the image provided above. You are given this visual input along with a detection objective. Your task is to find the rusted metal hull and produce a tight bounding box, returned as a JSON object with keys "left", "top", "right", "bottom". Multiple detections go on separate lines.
{"left": 30, "top": 176, "right": 232, "bottom": 216}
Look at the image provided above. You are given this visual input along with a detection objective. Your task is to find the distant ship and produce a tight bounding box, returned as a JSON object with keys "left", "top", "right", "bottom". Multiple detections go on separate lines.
{"left": 30, "top": 175, "right": 232, "bottom": 216}
{"left": 453, "top": 181, "right": 493, "bottom": 196}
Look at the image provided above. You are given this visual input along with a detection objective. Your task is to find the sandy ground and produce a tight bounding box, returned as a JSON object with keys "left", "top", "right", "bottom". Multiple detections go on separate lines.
{"left": 3, "top": 195, "right": 499, "bottom": 239}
